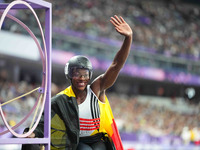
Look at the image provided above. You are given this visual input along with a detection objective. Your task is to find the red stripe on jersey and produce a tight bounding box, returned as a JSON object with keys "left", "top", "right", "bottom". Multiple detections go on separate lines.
{"left": 79, "top": 118, "right": 100, "bottom": 121}
{"left": 80, "top": 120, "right": 100, "bottom": 124}
{"left": 80, "top": 123, "right": 100, "bottom": 128}
{"left": 79, "top": 118, "right": 100, "bottom": 131}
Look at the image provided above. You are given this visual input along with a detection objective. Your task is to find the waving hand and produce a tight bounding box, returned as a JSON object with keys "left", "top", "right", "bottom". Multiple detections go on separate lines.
{"left": 110, "top": 15, "right": 133, "bottom": 37}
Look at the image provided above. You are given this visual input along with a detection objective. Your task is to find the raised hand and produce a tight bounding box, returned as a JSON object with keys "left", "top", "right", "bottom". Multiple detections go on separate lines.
{"left": 110, "top": 15, "right": 133, "bottom": 37}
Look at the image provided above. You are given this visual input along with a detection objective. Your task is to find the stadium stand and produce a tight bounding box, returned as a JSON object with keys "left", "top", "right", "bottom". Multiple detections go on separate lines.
{"left": 1, "top": 0, "right": 200, "bottom": 149}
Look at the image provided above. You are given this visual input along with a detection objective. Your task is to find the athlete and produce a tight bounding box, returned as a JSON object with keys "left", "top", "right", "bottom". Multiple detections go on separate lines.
{"left": 23, "top": 15, "right": 132, "bottom": 150}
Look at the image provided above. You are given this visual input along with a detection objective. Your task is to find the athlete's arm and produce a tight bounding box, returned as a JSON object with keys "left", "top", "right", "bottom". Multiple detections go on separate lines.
{"left": 91, "top": 15, "right": 133, "bottom": 100}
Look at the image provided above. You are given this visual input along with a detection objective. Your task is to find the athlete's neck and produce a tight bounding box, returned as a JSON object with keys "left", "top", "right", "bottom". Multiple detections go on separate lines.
{"left": 72, "top": 86, "right": 87, "bottom": 105}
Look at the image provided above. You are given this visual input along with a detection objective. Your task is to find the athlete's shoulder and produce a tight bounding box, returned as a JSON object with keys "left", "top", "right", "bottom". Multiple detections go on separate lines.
{"left": 50, "top": 86, "right": 75, "bottom": 103}
{"left": 58, "top": 86, "right": 76, "bottom": 97}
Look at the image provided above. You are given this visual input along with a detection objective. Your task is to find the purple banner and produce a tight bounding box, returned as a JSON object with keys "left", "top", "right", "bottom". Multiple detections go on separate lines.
{"left": 52, "top": 50, "right": 200, "bottom": 86}
{"left": 121, "top": 132, "right": 200, "bottom": 150}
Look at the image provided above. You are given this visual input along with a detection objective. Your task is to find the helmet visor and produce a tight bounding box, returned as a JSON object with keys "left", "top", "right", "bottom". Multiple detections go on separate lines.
{"left": 70, "top": 68, "right": 90, "bottom": 80}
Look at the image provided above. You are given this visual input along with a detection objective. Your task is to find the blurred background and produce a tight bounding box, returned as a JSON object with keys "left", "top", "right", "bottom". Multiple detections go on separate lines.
{"left": 0, "top": 0, "right": 200, "bottom": 149}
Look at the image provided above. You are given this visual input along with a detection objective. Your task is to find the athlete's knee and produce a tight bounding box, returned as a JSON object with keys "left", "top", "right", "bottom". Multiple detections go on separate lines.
{"left": 77, "top": 142, "right": 93, "bottom": 150}
{"left": 91, "top": 141, "right": 107, "bottom": 150}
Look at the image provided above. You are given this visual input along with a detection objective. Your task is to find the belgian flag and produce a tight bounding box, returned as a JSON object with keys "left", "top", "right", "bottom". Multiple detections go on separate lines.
{"left": 99, "top": 95, "right": 124, "bottom": 150}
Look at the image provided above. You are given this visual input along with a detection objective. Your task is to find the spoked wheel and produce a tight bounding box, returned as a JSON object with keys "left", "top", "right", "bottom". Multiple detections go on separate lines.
{"left": 0, "top": 0, "right": 48, "bottom": 138}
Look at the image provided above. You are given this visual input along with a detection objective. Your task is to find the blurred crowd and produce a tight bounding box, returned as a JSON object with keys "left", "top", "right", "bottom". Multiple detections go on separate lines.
{"left": 0, "top": 70, "right": 199, "bottom": 145}
{"left": 2, "top": 0, "right": 200, "bottom": 60}
{"left": 2, "top": 0, "right": 200, "bottom": 77}
{"left": 44, "top": 0, "right": 200, "bottom": 59}
{"left": 108, "top": 93, "right": 200, "bottom": 145}
{"left": 0, "top": 70, "right": 40, "bottom": 134}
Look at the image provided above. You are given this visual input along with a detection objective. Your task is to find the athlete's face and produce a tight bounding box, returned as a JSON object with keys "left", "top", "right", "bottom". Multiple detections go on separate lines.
{"left": 71, "top": 68, "right": 90, "bottom": 91}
